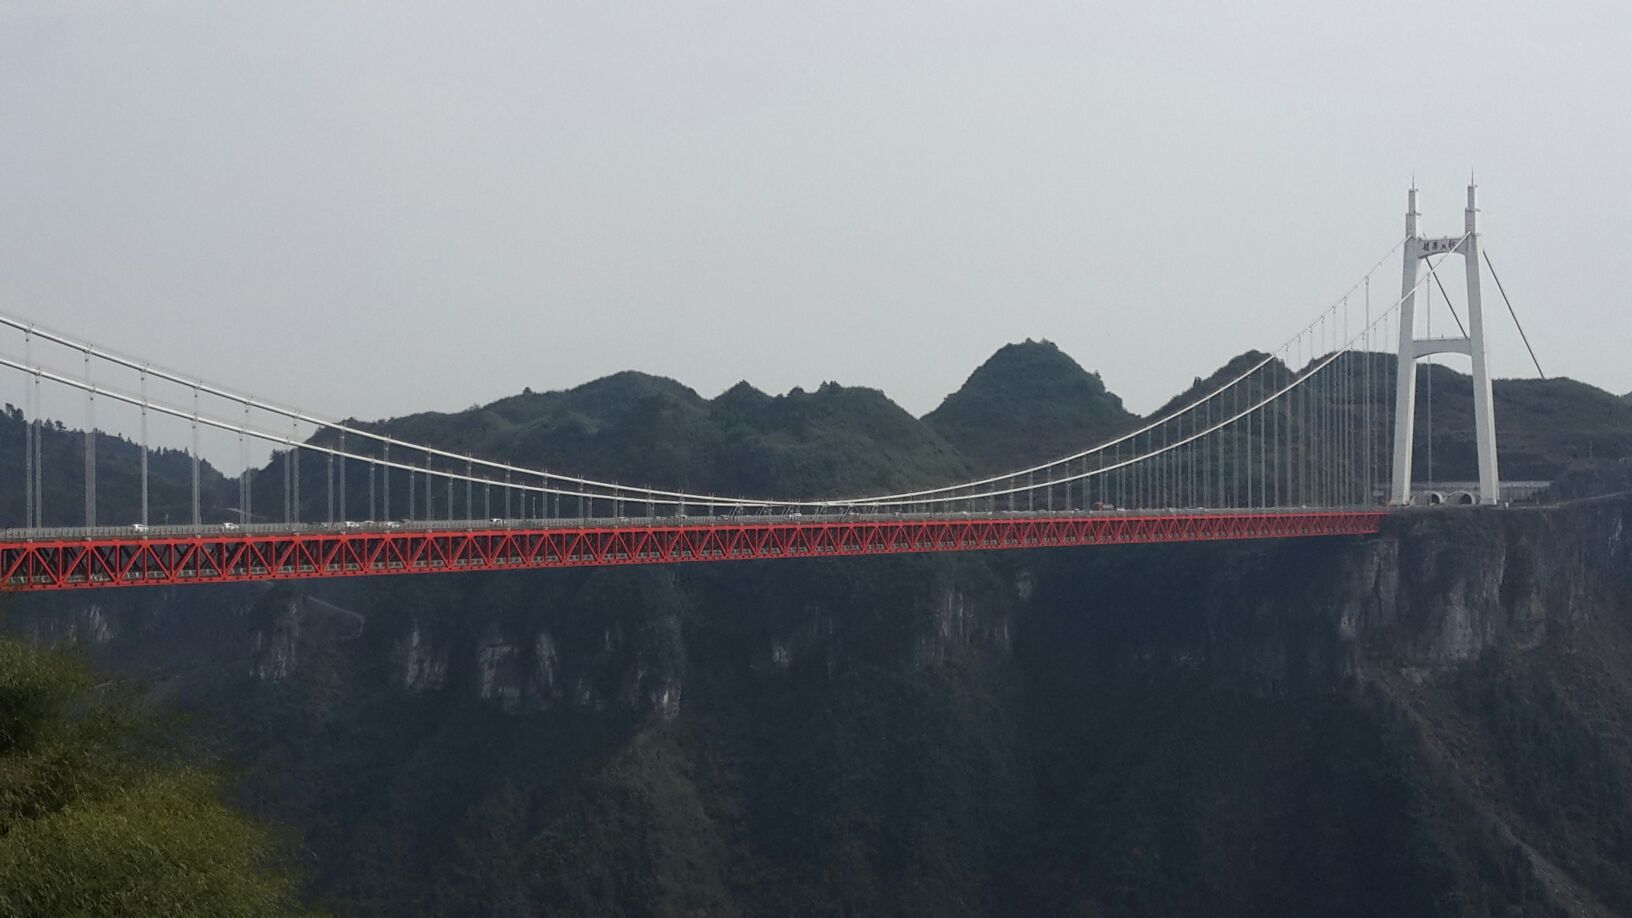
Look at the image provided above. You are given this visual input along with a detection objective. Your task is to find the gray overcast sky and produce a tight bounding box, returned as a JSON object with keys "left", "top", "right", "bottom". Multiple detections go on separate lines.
{"left": 2, "top": 1, "right": 1628, "bottom": 464}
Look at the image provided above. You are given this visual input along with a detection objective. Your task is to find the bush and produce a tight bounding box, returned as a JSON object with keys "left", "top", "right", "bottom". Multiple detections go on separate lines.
{"left": 0, "top": 633, "right": 307, "bottom": 917}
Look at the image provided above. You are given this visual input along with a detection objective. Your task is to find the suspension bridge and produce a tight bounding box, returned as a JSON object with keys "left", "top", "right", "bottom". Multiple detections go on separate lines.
{"left": 0, "top": 186, "right": 1530, "bottom": 592}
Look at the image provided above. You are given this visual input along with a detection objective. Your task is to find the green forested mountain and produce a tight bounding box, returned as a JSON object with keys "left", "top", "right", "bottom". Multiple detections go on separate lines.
{"left": 0, "top": 407, "right": 234, "bottom": 528}
{"left": 275, "top": 372, "right": 972, "bottom": 524}
{"left": 8, "top": 340, "right": 1600, "bottom": 533}
{"left": 919, "top": 340, "right": 1632, "bottom": 498}
{"left": 1410, "top": 368, "right": 1632, "bottom": 480}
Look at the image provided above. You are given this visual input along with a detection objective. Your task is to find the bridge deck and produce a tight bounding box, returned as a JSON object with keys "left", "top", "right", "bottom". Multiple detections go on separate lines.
{"left": 0, "top": 510, "right": 1388, "bottom": 592}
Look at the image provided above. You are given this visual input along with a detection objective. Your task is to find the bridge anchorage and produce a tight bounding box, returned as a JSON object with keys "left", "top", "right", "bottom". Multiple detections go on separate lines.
{"left": 0, "top": 185, "right": 1530, "bottom": 590}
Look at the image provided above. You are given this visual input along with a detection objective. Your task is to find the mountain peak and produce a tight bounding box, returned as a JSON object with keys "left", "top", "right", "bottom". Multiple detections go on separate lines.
{"left": 924, "top": 340, "right": 1134, "bottom": 471}
{"left": 964, "top": 338, "right": 1109, "bottom": 395}
{"left": 565, "top": 371, "right": 702, "bottom": 406}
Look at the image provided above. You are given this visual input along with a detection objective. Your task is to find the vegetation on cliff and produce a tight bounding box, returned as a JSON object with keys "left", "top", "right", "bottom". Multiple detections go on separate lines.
{"left": 0, "top": 632, "right": 306, "bottom": 916}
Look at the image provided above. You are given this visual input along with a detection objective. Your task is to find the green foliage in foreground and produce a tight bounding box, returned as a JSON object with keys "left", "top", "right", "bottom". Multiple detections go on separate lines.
{"left": 0, "top": 635, "right": 306, "bottom": 917}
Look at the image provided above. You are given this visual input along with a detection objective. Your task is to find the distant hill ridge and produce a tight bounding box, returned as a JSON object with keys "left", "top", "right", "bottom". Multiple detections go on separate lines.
{"left": 166, "top": 346, "right": 1632, "bottom": 509}
{"left": 6, "top": 342, "right": 1632, "bottom": 526}
{"left": 344, "top": 368, "right": 973, "bottom": 502}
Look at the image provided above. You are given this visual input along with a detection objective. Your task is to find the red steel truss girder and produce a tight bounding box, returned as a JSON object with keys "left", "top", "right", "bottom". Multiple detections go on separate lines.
{"left": 0, "top": 511, "right": 1387, "bottom": 593}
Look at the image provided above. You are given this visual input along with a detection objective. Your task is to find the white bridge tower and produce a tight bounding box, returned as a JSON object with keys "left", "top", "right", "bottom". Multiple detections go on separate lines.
{"left": 1389, "top": 184, "right": 1500, "bottom": 504}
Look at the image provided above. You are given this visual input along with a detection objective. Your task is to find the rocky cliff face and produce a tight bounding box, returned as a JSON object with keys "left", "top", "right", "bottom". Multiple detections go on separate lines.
{"left": 1013, "top": 499, "right": 1632, "bottom": 916}
{"left": 1044, "top": 501, "right": 1632, "bottom": 701}
{"left": 8, "top": 499, "right": 1632, "bottom": 915}
{"left": 1380, "top": 504, "right": 1628, "bottom": 664}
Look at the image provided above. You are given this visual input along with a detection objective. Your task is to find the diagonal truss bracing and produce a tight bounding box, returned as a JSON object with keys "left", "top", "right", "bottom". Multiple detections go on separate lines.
{"left": 0, "top": 511, "right": 1386, "bottom": 592}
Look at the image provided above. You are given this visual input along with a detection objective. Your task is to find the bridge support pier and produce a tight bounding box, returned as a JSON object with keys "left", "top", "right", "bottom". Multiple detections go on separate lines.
{"left": 1389, "top": 184, "right": 1501, "bottom": 505}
